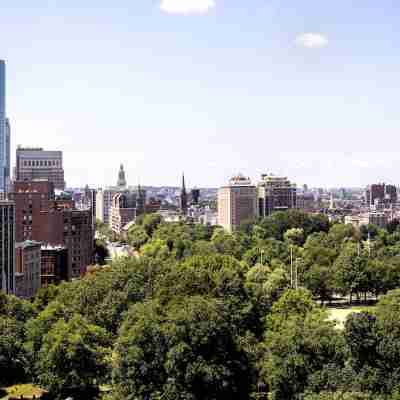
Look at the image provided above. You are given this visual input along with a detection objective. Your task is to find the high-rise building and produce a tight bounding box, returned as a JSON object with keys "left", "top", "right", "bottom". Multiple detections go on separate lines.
{"left": 0, "top": 61, "right": 10, "bottom": 193}
{"left": 0, "top": 200, "right": 15, "bottom": 294}
{"left": 15, "top": 147, "right": 65, "bottom": 190}
{"left": 218, "top": 174, "right": 257, "bottom": 232}
{"left": 257, "top": 174, "right": 297, "bottom": 217}
{"left": 365, "top": 183, "right": 397, "bottom": 207}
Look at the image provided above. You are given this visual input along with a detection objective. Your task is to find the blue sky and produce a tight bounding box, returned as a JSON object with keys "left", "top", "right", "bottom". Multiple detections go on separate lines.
{"left": 2, "top": 0, "right": 400, "bottom": 188}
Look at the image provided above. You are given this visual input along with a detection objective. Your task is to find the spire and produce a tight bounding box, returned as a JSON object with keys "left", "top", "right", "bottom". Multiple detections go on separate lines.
{"left": 117, "top": 164, "right": 127, "bottom": 189}
{"left": 182, "top": 172, "right": 186, "bottom": 194}
{"left": 180, "top": 172, "right": 188, "bottom": 215}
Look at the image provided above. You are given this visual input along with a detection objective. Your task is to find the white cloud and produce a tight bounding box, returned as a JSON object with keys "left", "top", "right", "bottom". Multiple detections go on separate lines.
{"left": 295, "top": 33, "right": 329, "bottom": 49}
{"left": 160, "top": 0, "right": 215, "bottom": 15}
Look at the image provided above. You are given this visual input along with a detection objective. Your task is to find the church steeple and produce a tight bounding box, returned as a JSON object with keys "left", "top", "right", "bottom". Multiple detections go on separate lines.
{"left": 180, "top": 172, "right": 188, "bottom": 215}
{"left": 117, "top": 164, "right": 127, "bottom": 189}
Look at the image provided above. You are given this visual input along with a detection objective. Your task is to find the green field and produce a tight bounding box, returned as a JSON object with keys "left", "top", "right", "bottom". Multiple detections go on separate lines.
{"left": 327, "top": 305, "right": 376, "bottom": 330}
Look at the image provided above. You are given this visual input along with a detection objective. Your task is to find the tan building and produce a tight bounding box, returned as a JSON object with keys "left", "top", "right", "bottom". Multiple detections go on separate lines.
{"left": 15, "top": 147, "right": 65, "bottom": 190}
{"left": 15, "top": 240, "right": 41, "bottom": 298}
{"left": 345, "top": 212, "right": 388, "bottom": 229}
{"left": 218, "top": 174, "right": 257, "bottom": 232}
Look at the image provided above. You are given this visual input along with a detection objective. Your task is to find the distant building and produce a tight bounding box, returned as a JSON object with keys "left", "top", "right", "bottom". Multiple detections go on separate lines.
{"left": 365, "top": 183, "right": 397, "bottom": 207}
{"left": 15, "top": 146, "right": 65, "bottom": 190}
{"left": 146, "top": 197, "right": 162, "bottom": 214}
{"left": 15, "top": 240, "right": 41, "bottom": 298}
{"left": 296, "top": 193, "right": 315, "bottom": 211}
{"left": 218, "top": 174, "right": 257, "bottom": 232}
{"left": 96, "top": 165, "right": 145, "bottom": 224}
{"left": 345, "top": 212, "right": 388, "bottom": 229}
{"left": 40, "top": 245, "right": 69, "bottom": 286}
{"left": 0, "top": 200, "right": 15, "bottom": 294}
{"left": 257, "top": 174, "right": 297, "bottom": 217}
{"left": 110, "top": 192, "right": 137, "bottom": 234}
{"left": 191, "top": 188, "right": 201, "bottom": 205}
{"left": 117, "top": 164, "right": 127, "bottom": 189}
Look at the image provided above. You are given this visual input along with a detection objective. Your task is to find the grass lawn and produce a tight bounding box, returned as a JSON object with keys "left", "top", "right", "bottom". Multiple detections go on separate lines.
{"left": 327, "top": 305, "right": 376, "bottom": 330}
{"left": 0, "top": 384, "right": 46, "bottom": 399}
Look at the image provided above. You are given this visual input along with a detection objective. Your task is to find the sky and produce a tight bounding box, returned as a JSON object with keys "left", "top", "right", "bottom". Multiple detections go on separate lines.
{"left": 2, "top": 0, "right": 400, "bottom": 189}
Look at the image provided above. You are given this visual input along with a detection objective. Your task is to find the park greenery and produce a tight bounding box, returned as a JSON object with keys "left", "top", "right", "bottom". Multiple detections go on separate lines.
{"left": 3, "top": 210, "right": 400, "bottom": 399}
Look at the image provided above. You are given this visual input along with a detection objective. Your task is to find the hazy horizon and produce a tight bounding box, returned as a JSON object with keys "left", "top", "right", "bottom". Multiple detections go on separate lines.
{"left": 2, "top": 0, "right": 400, "bottom": 188}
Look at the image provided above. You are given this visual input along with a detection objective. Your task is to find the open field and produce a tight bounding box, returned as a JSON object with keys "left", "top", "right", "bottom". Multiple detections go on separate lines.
{"left": 327, "top": 305, "right": 376, "bottom": 330}
{"left": 0, "top": 384, "right": 46, "bottom": 399}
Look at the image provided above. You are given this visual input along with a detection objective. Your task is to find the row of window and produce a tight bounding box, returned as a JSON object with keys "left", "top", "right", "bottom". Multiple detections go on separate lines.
{"left": 22, "top": 159, "right": 61, "bottom": 167}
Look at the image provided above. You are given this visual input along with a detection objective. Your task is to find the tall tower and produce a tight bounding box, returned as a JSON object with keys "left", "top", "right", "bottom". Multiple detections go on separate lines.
{"left": 218, "top": 174, "right": 257, "bottom": 232}
{"left": 180, "top": 173, "right": 188, "bottom": 215}
{"left": 117, "top": 164, "right": 127, "bottom": 189}
{"left": 0, "top": 60, "right": 9, "bottom": 193}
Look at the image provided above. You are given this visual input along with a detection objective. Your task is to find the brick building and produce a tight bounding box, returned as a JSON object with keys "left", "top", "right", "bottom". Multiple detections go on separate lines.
{"left": 9, "top": 181, "right": 93, "bottom": 280}
{"left": 40, "top": 245, "right": 69, "bottom": 286}
{"left": 15, "top": 240, "right": 41, "bottom": 298}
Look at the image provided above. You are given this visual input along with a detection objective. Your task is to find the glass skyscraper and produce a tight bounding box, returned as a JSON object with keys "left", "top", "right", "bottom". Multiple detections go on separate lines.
{"left": 0, "top": 60, "right": 10, "bottom": 193}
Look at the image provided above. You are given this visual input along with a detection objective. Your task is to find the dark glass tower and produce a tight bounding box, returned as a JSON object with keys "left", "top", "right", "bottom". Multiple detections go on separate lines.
{"left": 0, "top": 61, "right": 9, "bottom": 193}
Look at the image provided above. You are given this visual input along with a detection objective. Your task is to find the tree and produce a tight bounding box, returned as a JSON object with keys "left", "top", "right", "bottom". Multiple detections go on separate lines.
{"left": 262, "top": 290, "right": 344, "bottom": 399}
{"left": 284, "top": 228, "right": 305, "bottom": 246}
{"left": 127, "top": 225, "right": 149, "bottom": 250}
{"left": 0, "top": 317, "right": 28, "bottom": 385}
{"left": 36, "top": 315, "right": 111, "bottom": 398}
{"left": 113, "top": 297, "right": 254, "bottom": 400}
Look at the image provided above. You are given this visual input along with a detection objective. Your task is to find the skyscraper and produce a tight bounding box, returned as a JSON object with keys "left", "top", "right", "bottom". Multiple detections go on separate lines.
{"left": 218, "top": 174, "right": 257, "bottom": 232}
{"left": 0, "top": 200, "right": 15, "bottom": 294}
{"left": 0, "top": 60, "right": 10, "bottom": 193}
{"left": 257, "top": 174, "right": 297, "bottom": 217}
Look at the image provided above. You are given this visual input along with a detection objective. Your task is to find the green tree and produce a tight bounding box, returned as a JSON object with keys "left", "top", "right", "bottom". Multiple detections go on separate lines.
{"left": 36, "top": 315, "right": 111, "bottom": 398}
{"left": 113, "top": 296, "right": 254, "bottom": 400}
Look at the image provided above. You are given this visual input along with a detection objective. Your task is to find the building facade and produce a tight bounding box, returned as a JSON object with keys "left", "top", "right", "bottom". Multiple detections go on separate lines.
{"left": 110, "top": 192, "right": 137, "bottom": 234}
{"left": 365, "top": 183, "right": 397, "bottom": 207}
{"left": 15, "top": 240, "right": 41, "bottom": 298}
{"left": 0, "top": 200, "right": 15, "bottom": 294}
{"left": 218, "top": 175, "right": 257, "bottom": 232}
{"left": 40, "top": 245, "right": 69, "bottom": 286}
{"left": 15, "top": 147, "right": 65, "bottom": 190}
{"left": 0, "top": 61, "right": 10, "bottom": 193}
{"left": 257, "top": 174, "right": 297, "bottom": 217}
{"left": 9, "top": 180, "right": 93, "bottom": 280}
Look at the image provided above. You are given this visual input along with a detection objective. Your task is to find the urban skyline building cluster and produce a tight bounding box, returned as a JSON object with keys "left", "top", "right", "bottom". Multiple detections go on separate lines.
{"left": 2, "top": 58, "right": 400, "bottom": 296}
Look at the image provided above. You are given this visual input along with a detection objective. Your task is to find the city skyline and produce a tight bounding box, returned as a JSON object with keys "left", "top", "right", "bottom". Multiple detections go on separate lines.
{"left": 2, "top": 1, "right": 400, "bottom": 188}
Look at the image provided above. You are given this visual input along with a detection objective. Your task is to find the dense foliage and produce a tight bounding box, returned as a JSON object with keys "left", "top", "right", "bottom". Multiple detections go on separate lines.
{"left": 3, "top": 210, "right": 400, "bottom": 399}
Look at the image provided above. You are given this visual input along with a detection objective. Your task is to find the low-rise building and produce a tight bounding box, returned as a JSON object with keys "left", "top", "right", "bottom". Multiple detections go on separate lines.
{"left": 40, "top": 245, "right": 68, "bottom": 286}
{"left": 15, "top": 240, "right": 41, "bottom": 298}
